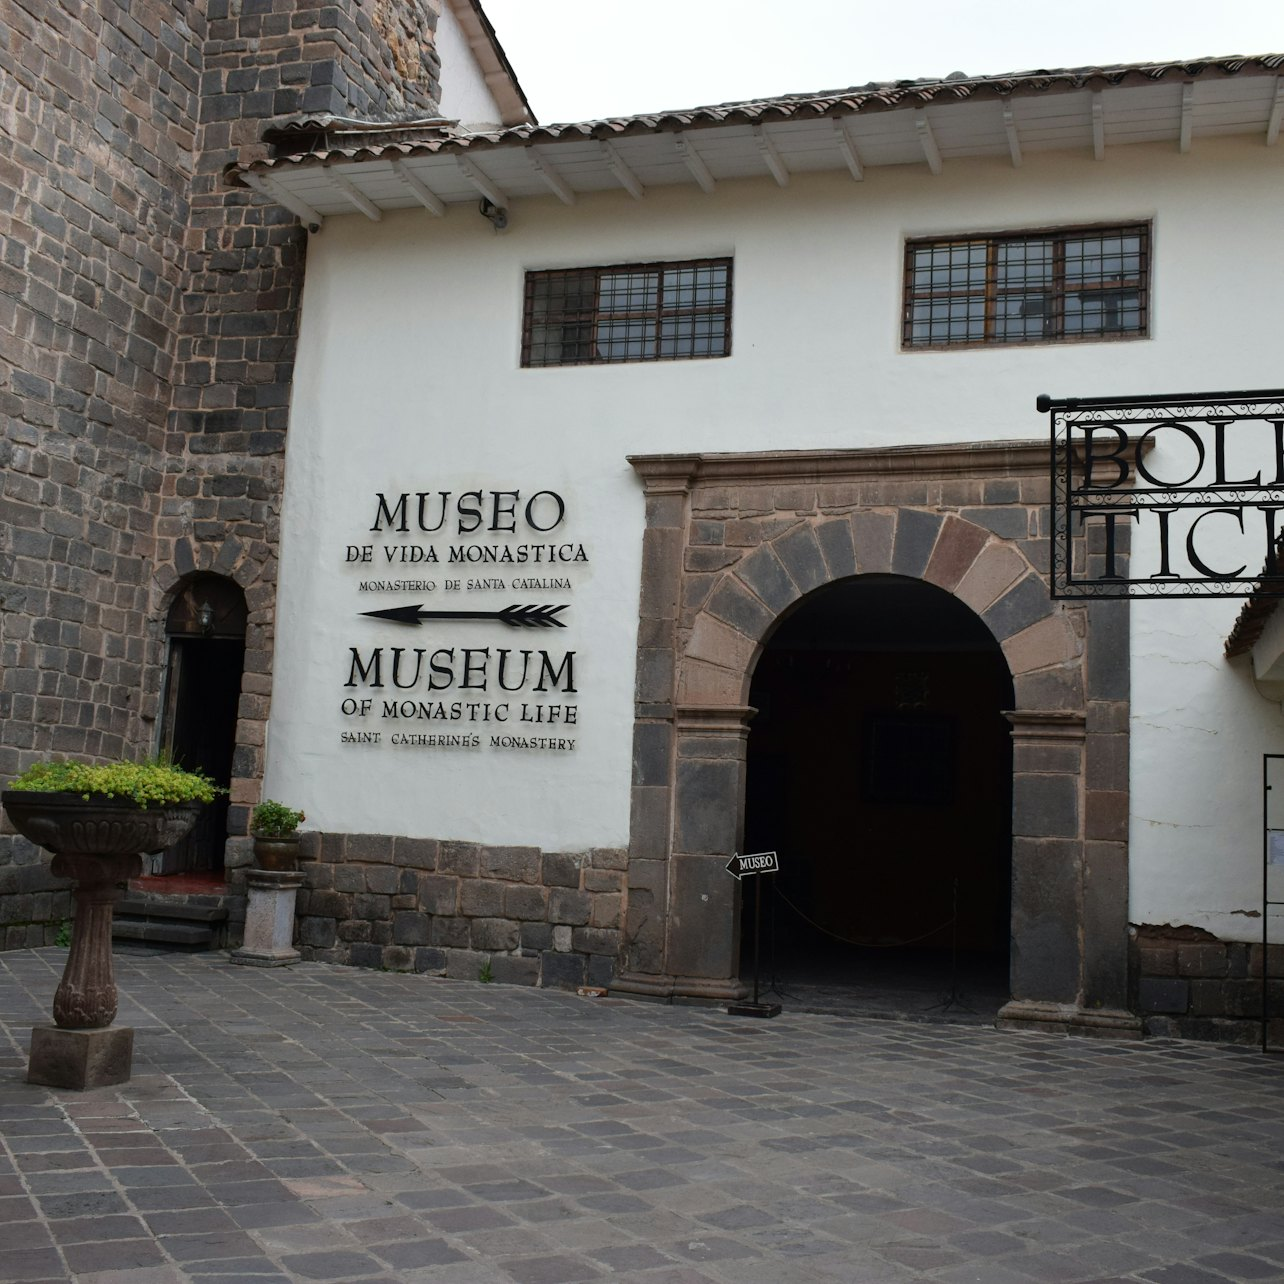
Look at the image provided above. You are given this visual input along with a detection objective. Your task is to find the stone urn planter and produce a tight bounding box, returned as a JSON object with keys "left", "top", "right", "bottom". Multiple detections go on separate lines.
{"left": 1, "top": 790, "right": 201, "bottom": 1088}
{"left": 251, "top": 834, "right": 300, "bottom": 871}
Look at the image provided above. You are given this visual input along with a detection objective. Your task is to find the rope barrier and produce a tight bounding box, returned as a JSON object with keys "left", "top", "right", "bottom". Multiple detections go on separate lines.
{"left": 772, "top": 887, "right": 956, "bottom": 949}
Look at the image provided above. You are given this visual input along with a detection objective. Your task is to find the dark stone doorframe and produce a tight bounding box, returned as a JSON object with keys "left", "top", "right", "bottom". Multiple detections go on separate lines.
{"left": 616, "top": 443, "right": 1137, "bottom": 1035}
{"left": 998, "top": 710, "right": 1137, "bottom": 1036}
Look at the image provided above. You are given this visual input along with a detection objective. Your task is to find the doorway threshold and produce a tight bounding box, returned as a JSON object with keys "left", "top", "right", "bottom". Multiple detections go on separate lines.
{"left": 131, "top": 872, "right": 227, "bottom": 897}
{"left": 765, "top": 978, "right": 1004, "bottom": 1026}
{"left": 744, "top": 949, "right": 1009, "bottom": 1027}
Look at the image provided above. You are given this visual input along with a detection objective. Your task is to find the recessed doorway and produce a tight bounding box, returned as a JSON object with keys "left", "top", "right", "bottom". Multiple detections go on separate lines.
{"left": 741, "top": 574, "right": 1014, "bottom": 1019}
{"left": 155, "top": 575, "right": 247, "bottom": 878}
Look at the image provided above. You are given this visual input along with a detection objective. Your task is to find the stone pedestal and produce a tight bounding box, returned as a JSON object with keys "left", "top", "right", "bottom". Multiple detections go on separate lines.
{"left": 230, "top": 869, "right": 304, "bottom": 966}
{"left": 28, "top": 1025, "right": 134, "bottom": 1089}
{"left": 49, "top": 851, "right": 141, "bottom": 1028}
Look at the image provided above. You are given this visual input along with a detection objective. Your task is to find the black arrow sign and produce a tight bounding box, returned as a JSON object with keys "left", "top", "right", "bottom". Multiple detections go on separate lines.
{"left": 360, "top": 603, "right": 568, "bottom": 628}
{"left": 725, "top": 850, "right": 779, "bottom": 879}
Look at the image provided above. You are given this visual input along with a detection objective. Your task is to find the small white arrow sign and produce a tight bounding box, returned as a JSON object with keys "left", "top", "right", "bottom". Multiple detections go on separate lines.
{"left": 725, "top": 850, "right": 779, "bottom": 879}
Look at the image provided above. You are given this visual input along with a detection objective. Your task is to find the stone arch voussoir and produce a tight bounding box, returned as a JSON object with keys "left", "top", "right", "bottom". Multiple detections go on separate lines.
{"left": 679, "top": 506, "right": 1079, "bottom": 712}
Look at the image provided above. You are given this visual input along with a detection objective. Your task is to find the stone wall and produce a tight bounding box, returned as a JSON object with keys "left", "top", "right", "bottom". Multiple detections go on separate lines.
{"left": 1, "top": 0, "right": 442, "bottom": 945}
{"left": 293, "top": 833, "right": 624, "bottom": 989}
{"left": 1134, "top": 925, "right": 1284, "bottom": 1045}
{"left": 1, "top": 3, "right": 201, "bottom": 771}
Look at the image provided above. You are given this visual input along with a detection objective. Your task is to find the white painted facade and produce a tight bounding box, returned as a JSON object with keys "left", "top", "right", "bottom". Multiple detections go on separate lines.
{"left": 265, "top": 114, "right": 1283, "bottom": 947}
{"left": 434, "top": 0, "right": 505, "bottom": 129}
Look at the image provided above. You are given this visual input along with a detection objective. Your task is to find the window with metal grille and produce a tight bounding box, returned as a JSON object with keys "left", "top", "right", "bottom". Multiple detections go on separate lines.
{"left": 903, "top": 225, "right": 1149, "bottom": 348}
{"left": 522, "top": 258, "right": 732, "bottom": 367}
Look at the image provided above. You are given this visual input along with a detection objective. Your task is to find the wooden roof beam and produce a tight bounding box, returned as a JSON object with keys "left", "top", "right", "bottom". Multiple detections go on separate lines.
{"left": 674, "top": 133, "right": 716, "bottom": 193}
{"left": 1003, "top": 103, "right": 1023, "bottom": 168}
{"left": 1092, "top": 92, "right": 1106, "bottom": 160}
{"left": 832, "top": 118, "right": 864, "bottom": 180}
{"left": 1267, "top": 77, "right": 1283, "bottom": 145}
{"left": 456, "top": 158, "right": 509, "bottom": 209}
{"left": 1179, "top": 82, "right": 1195, "bottom": 153}
{"left": 328, "top": 168, "right": 382, "bottom": 221}
{"left": 391, "top": 161, "right": 445, "bottom": 217}
{"left": 240, "top": 172, "right": 324, "bottom": 229}
{"left": 753, "top": 125, "right": 790, "bottom": 186}
{"left": 526, "top": 148, "right": 576, "bottom": 205}
{"left": 599, "top": 142, "right": 645, "bottom": 199}
{"left": 915, "top": 111, "right": 942, "bottom": 175}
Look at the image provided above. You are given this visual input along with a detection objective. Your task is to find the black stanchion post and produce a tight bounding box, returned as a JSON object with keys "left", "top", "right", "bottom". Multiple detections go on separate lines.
{"left": 752, "top": 873, "right": 762, "bottom": 1006}
{"left": 727, "top": 853, "right": 782, "bottom": 1018}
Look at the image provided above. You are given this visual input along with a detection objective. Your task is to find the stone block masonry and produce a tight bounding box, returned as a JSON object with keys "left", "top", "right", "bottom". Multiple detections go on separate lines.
{"left": 1132, "top": 924, "right": 1284, "bottom": 1045}
{"left": 1, "top": 1, "right": 206, "bottom": 926}
{"left": 0, "top": 1, "right": 443, "bottom": 938}
{"left": 295, "top": 835, "right": 625, "bottom": 990}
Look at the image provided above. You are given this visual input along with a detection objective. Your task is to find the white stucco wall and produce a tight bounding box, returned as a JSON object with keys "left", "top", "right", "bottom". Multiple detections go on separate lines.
{"left": 267, "top": 138, "right": 1284, "bottom": 937}
{"left": 434, "top": 1, "right": 504, "bottom": 128}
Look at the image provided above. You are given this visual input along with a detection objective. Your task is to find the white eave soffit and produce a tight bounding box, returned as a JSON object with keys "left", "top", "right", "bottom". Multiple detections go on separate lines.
{"left": 233, "top": 70, "right": 1283, "bottom": 227}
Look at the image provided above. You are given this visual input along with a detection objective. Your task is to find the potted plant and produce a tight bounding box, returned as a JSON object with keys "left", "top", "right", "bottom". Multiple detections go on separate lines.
{"left": 250, "top": 799, "right": 306, "bottom": 871}
{"left": 1, "top": 758, "right": 219, "bottom": 1062}
{"left": 4, "top": 759, "right": 219, "bottom": 855}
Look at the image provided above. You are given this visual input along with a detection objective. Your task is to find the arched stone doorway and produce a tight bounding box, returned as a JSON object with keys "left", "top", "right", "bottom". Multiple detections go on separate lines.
{"left": 619, "top": 444, "right": 1139, "bottom": 1036}
{"left": 156, "top": 574, "right": 247, "bottom": 877}
{"left": 743, "top": 574, "right": 1014, "bottom": 1012}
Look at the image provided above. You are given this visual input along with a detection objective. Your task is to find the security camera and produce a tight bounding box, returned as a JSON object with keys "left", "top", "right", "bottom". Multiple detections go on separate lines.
{"left": 479, "top": 199, "right": 508, "bottom": 231}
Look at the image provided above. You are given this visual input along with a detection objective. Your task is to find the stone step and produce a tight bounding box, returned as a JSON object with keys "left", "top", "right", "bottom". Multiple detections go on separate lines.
{"left": 113, "top": 918, "right": 218, "bottom": 949}
{"left": 116, "top": 897, "right": 228, "bottom": 923}
{"left": 113, "top": 895, "right": 230, "bottom": 951}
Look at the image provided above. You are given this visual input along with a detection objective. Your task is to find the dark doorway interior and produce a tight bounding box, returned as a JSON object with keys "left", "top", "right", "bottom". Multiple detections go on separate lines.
{"left": 742, "top": 575, "right": 1014, "bottom": 1020}
{"left": 157, "top": 576, "right": 247, "bottom": 877}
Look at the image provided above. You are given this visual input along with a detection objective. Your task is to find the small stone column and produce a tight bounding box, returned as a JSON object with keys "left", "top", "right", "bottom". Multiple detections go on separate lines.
{"left": 230, "top": 869, "right": 304, "bottom": 967}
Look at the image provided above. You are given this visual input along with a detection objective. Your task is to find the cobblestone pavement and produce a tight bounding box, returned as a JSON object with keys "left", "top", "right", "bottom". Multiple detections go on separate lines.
{"left": 0, "top": 948, "right": 1282, "bottom": 1284}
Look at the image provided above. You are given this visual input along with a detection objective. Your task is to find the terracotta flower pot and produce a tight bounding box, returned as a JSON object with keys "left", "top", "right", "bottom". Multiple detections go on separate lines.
{"left": 252, "top": 834, "right": 301, "bottom": 871}
{"left": 1, "top": 791, "right": 201, "bottom": 1029}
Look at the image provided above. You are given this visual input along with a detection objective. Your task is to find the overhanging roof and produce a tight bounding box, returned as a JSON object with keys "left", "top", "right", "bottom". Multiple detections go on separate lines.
{"left": 1225, "top": 540, "right": 1284, "bottom": 658}
{"left": 225, "top": 56, "right": 1284, "bottom": 227}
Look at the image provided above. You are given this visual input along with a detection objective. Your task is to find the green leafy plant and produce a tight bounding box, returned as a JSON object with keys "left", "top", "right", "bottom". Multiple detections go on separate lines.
{"left": 250, "top": 799, "right": 305, "bottom": 838}
{"left": 478, "top": 958, "right": 494, "bottom": 983}
{"left": 9, "top": 758, "right": 220, "bottom": 808}
{"left": 54, "top": 920, "right": 72, "bottom": 948}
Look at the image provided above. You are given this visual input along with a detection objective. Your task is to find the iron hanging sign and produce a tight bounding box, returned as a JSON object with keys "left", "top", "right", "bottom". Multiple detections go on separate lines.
{"left": 1043, "top": 389, "right": 1284, "bottom": 599}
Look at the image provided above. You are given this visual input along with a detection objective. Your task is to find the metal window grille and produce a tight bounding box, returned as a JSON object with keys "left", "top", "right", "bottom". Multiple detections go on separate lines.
{"left": 902, "top": 224, "right": 1150, "bottom": 349}
{"left": 522, "top": 258, "right": 732, "bottom": 367}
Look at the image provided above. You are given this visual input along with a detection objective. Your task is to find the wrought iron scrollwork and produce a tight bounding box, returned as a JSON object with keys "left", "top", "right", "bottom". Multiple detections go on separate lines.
{"left": 1045, "top": 389, "right": 1284, "bottom": 599}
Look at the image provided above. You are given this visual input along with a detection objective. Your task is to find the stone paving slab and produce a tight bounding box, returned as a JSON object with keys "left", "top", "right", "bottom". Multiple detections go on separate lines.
{"left": 0, "top": 947, "right": 1281, "bottom": 1283}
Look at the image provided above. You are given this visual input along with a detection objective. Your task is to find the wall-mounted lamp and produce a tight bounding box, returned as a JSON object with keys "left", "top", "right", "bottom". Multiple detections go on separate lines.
{"left": 198, "top": 602, "right": 214, "bottom": 636}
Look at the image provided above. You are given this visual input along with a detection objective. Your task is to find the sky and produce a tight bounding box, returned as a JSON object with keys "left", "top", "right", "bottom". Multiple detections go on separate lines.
{"left": 479, "top": 0, "right": 1282, "bottom": 125}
